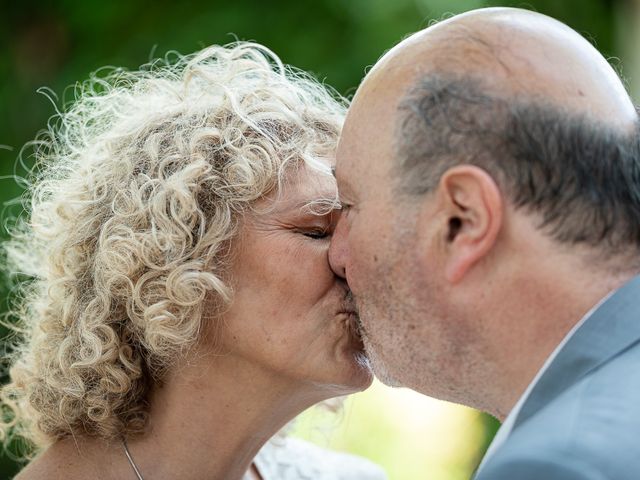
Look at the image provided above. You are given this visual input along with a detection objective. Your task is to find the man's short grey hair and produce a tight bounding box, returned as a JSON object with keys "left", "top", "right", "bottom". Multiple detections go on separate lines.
{"left": 395, "top": 74, "right": 640, "bottom": 253}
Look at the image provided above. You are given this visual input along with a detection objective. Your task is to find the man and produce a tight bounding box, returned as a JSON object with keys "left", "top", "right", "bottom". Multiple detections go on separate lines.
{"left": 329, "top": 7, "right": 640, "bottom": 479}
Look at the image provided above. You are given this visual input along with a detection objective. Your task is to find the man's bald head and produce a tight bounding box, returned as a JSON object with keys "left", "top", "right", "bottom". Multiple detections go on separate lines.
{"left": 344, "top": 7, "right": 640, "bottom": 254}
{"left": 359, "top": 7, "right": 636, "bottom": 127}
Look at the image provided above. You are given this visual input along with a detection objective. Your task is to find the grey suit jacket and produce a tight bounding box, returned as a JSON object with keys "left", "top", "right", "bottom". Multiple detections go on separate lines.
{"left": 475, "top": 275, "right": 640, "bottom": 480}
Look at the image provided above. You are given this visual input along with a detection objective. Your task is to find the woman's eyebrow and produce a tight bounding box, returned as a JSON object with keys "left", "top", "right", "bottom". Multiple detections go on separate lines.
{"left": 279, "top": 194, "right": 340, "bottom": 217}
{"left": 300, "top": 197, "right": 341, "bottom": 215}
{"left": 270, "top": 192, "right": 338, "bottom": 213}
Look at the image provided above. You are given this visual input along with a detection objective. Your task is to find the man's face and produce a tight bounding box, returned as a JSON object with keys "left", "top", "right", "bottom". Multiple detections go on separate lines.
{"left": 329, "top": 87, "right": 479, "bottom": 397}
{"left": 328, "top": 87, "right": 432, "bottom": 390}
{"left": 328, "top": 99, "right": 407, "bottom": 387}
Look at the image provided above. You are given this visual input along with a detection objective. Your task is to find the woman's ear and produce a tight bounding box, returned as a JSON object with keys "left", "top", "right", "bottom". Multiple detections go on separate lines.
{"left": 434, "top": 165, "right": 504, "bottom": 284}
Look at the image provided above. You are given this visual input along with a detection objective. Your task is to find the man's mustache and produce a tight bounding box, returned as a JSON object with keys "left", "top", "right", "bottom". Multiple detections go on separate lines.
{"left": 342, "top": 290, "right": 359, "bottom": 314}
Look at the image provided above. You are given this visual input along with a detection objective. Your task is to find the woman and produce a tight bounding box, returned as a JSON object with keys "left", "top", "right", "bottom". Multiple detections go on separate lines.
{"left": 0, "top": 43, "right": 385, "bottom": 480}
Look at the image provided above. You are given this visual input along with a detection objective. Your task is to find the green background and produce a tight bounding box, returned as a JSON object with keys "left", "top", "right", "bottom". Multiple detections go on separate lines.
{"left": 0, "top": 0, "right": 631, "bottom": 478}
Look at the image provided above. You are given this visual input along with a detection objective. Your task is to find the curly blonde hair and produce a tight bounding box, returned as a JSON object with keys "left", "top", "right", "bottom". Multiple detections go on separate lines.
{"left": 0, "top": 42, "right": 345, "bottom": 450}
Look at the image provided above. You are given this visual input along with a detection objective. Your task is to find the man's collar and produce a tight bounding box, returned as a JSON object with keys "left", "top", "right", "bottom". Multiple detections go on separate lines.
{"left": 475, "top": 279, "right": 615, "bottom": 474}
{"left": 512, "top": 274, "right": 640, "bottom": 431}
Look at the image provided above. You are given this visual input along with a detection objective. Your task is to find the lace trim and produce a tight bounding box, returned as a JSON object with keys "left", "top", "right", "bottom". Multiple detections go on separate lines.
{"left": 251, "top": 437, "right": 387, "bottom": 480}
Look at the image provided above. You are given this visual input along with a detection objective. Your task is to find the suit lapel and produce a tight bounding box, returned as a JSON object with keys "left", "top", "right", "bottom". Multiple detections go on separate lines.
{"left": 513, "top": 274, "right": 640, "bottom": 430}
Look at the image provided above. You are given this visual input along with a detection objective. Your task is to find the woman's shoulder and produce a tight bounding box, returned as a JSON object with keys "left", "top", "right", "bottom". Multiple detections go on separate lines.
{"left": 254, "top": 436, "right": 387, "bottom": 480}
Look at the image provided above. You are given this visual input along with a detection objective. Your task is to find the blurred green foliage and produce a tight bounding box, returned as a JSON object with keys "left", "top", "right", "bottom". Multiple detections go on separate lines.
{"left": 0, "top": 0, "right": 620, "bottom": 478}
{"left": 293, "top": 382, "right": 493, "bottom": 479}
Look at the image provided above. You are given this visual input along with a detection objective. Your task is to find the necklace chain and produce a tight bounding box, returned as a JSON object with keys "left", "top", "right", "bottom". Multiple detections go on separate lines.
{"left": 121, "top": 437, "right": 258, "bottom": 479}
{"left": 122, "top": 438, "right": 145, "bottom": 480}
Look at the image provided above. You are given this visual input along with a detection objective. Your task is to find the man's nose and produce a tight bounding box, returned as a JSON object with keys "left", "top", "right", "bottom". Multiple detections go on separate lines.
{"left": 328, "top": 215, "right": 348, "bottom": 279}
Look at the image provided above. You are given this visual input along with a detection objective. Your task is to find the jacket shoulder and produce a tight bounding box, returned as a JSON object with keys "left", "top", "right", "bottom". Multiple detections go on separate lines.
{"left": 478, "top": 345, "right": 640, "bottom": 479}
{"left": 476, "top": 451, "right": 609, "bottom": 480}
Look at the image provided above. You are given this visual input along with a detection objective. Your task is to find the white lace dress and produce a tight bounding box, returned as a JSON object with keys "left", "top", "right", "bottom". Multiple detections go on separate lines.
{"left": 244, "top": 437, "right": 388, "bottom": 480}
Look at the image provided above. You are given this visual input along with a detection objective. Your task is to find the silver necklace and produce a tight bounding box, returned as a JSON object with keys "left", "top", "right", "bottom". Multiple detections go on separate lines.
{"left": 121, "top": 437, "right": 258, "bottom": 479}
{"left": 122, "top": 438, "right": 145, "bottom": 480}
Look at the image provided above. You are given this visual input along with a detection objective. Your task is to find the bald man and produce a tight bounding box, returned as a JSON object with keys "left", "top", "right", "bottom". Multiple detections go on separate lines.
{"left": 329, "top": 7, "right": 640, "bottom": 479}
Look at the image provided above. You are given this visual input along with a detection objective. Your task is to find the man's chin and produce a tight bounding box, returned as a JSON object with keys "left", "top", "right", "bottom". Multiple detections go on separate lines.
{"left": 373, "top": 369, "right": 404, "bottom": 388}
{"left": 362, "top": 338, "right": 404, "bottom": 388}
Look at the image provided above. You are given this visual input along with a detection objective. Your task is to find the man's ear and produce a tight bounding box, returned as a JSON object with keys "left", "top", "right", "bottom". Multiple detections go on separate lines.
{"left": 432, "top": 165, "right": 503, "bottom": 284}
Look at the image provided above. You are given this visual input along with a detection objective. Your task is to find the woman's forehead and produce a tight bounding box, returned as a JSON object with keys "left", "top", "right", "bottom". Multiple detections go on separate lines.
{"left": 278, "top": 174, "right": 336, "bottom": 211}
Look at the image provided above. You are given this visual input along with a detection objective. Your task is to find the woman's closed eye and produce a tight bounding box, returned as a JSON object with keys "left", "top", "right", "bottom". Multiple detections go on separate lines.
{"left": 302, "top": 228, "right": 330, "bottom": 240}
{"left": 339, "top": 201, "right": 352, "bottom": 213}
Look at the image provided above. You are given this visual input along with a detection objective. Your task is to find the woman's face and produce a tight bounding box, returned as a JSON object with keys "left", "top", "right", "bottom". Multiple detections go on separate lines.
{"left": 219, "top": 161, "right": 373, "bottom": 395}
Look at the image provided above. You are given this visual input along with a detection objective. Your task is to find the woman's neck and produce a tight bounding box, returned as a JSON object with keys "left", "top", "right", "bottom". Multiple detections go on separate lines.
{"left": 19, "top": 352, "right": 333, "bottom": 480}
{"left": 120, "top": 352, "right": 329, "bottom": 480}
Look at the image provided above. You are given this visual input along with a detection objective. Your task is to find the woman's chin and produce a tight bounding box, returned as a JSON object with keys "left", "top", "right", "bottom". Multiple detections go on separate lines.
{"left": 310, "top": 346, "right": 373, "bottom": 395}
{"left": 320, "top": 361, "right": 373, "bottom": 396}
{"left": 288, "top": 314, "right": 373, "bottom": 395}
{"left": 340, "top": 312, "right": 374, "bottom": 388}
{"left": 336, "top": 338, "right": 374, "bottom": 391}
{"left": 349, "top": 353, "right": 375, "bottom": 390}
